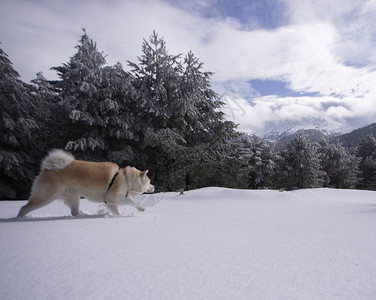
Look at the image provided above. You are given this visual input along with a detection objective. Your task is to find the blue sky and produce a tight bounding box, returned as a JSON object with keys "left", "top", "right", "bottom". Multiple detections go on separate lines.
{"left": 1, "top": 0, "right": 376, "bottom": 135}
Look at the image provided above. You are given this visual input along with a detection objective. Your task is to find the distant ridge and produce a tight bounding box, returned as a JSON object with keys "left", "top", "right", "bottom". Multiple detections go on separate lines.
{"left": 263, "top": 122, "right": 376, "bottom": 150}
{"left": 335, "top": 123, "right": 376, "bottom": 148}
{"left": 273, "top": 129, "right": 328, "bottom": 151}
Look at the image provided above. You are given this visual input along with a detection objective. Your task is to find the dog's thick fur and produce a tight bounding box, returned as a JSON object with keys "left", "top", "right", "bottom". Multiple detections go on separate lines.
{"left": 18, "top": 149, "right": 154, "bottom": 217}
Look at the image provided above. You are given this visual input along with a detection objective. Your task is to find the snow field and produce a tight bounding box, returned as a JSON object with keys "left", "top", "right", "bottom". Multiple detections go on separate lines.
{"left": 0, "top": 188, "right": 375, "bottom": 299}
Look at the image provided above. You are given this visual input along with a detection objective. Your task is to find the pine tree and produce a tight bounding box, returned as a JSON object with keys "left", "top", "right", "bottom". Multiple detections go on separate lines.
{"left": 51, "top": 29, "right": 108, "bottom": 153}
{"left": 51, "top": 30, "right": 141, "bottom": 163}
{"left": 128, "top": 32, "right": 237, "bottom": 190}
{"left": 357, "top": 134, "right": 376, "bottom": 189}
{"left": 277, "top": 134, "right": 325, "bottom": 190}
{"left": 128, "top": 32, "right": 238, "bottom": 142}
{"left": 30, "top": 71, "right": 62, "bottom": 149}
{"left": 128, "top": 31, "right": 190, "bottom": 190}
{"left": 100, "top": 62, "right": 146, "bottom": 164}
{"left": 180, "top": 51, "right": 235, "bottom": 145}
{"left": 230, "top": 134, "right": 278, "bottom": 189}
{"left": 179, "top": 51, "right": 238, "bottom": 189}
{"left": 31, "top": 72, "right": 59, "bottom": 100}
{"left": 0, "top": 46, "right": 46, "bottom": 199}
{"left": 319, "top": 140, "right": 360, "bottom": 188}
{"left": 128, "top": 31, "right": 182, "bottom": 130}
{"left": 248, "top": 137, "right": 277, "bottom": 189}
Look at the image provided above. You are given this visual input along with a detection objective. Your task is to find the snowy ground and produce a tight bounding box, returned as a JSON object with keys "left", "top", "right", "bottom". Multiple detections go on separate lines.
{"left": 1, "top": 188, "right": 376, "bottom": 300}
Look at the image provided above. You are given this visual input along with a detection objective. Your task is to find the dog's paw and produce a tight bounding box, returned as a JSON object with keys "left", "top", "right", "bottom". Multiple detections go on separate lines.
{"left": 137, "top": 206, "right": 146, "bottom": 212}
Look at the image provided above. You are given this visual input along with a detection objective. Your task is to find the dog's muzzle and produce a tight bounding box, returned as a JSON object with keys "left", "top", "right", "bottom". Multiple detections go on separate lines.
{"left": 148, "top": 185, "right": 155, "bottom": 193}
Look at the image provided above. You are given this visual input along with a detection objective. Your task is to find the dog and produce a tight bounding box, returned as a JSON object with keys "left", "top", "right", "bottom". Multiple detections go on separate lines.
{"left": 18, "top": 149, "right": 154, "bottom": 217}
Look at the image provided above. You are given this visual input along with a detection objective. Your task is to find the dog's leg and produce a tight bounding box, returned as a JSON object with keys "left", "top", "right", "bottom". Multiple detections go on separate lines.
{"left": 126, "top": 196, "right": 146, "bottom": 212}
{"left": 17, "top": 197, "right": 53, "bottom": 217}
{"left": 106, "top": 204, "right": 120, "bottom": 215}
{"left": 63, "top": 194, "right": 80, "bottom": 216}
{"left": 107, "top": 195, "right": 146, "bottom": 212}
{"left": 105, "top": 195, "right": 120, "bottom": 215}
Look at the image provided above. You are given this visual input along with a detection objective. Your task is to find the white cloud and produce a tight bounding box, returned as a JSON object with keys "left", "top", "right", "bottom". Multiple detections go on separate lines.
{"left": 221, "top": 92, "right": 376, "bottom": 135}
{"left": 284, "top": 0, "right": 376, "bottom": 66}
{"left": 215, "top": 0, "right": 376, "bottom": 134}
{"left": 0, "top": 0, "right": 203, "bottom": 80}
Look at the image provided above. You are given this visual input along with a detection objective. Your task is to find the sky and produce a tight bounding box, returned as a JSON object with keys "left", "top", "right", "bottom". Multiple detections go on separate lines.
{"left": 1, "top": 0, "right": 376, "bottom": 136}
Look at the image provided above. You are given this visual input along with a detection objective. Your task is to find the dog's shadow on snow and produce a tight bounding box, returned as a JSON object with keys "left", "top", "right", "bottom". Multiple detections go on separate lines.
{"left": 0, "top": 213, "right": 135, "bottom": 223}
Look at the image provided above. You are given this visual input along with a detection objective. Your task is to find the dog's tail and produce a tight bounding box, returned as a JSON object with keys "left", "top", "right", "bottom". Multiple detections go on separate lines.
{"left": 41, "top": 149, "right": 75, "bottom": 171}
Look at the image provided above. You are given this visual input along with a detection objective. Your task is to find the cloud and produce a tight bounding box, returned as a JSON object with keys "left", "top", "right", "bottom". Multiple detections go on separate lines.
{"left": 284, "top": 0, "right": 376, "bottom": 66}
{"left": 213, "top": 0, "right": 376, "bottom": 134}
{"left": 0, "top": 0, "right": 204, "bottom": 80}
{"left": 221, "top": 92, "right": 376, "bottom": 135}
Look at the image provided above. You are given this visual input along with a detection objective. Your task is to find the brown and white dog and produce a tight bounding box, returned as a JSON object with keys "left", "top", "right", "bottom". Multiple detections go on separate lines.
{"left": 18, "top": 149, "right": 154, "bottom": 217}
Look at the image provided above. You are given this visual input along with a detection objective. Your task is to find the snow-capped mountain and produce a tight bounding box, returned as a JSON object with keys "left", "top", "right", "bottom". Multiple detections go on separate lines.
{"left": 262, "top": 122, "right": 376, "bottom": 150}
{"left": 261, "top": 118, "right": 368, "bottom": 141}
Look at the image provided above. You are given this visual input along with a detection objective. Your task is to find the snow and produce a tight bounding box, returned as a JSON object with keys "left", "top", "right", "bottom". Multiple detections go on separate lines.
{"left": 1, "top": 188, "right": 376, "bottom": 299}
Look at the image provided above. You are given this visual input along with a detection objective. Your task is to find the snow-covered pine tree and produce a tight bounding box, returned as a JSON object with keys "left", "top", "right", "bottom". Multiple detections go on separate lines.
{"left": 357, "top": 134, "right": 376, "bottom": 189}
{"left": 247, "top": 136, "right": 277, "bottom": 189}
{"left": 100, "top": 62, "right": 146, "bottom": 164}
{"left": 128, "top": 31, "right": 183, "bottom": 130}
{"left": 130, "top": 32, "right": 195, "bottom": 189}
{"left": 128, "top": 31, "right": 189, "bottom": 189}
{"left": 0, "top": 46, "right": 46, "bottom": 199}
{"left": 51, "top": 30, "right": 141, "bottom": 163}
{"left": 277, "top": 134, "right": 325, "bottom": 190}
{"left": 51, "top": 29, "right": 108, "bottom": 153}
{"left": 31, "top": 71, "right": 59, "bottom": 100}
{"left": 226, "top": 134, "right": 255, "bottom": 188}
{"left": 229, "top": 134, "right": 278, "bottom": 189}
{"left": 180, "top": 51, "right": 238, "bottom": 189}
{"left": 128, "top": 32, "right": 237, "bottom": 190}
{"left": 319, "top": 140, "right": 360, "bottom": 188}
{"left": 30, "top": 71, "right": 63, "bottom": 148}
{"left": 181, "top": 51, "right": 236, "bottom": 145}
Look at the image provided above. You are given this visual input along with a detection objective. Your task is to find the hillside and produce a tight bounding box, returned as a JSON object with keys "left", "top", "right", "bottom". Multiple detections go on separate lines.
{"left": 1, "top": 188, "right": 376, "bottom": 299}
{"left": 335, "top": 123, "right": 376, "bottom": 148}
{"left": 263, "top": 123, "right": 376, "bottom": 150}
{"left": 270, "top": 129, "right": 329, "bottom": 151}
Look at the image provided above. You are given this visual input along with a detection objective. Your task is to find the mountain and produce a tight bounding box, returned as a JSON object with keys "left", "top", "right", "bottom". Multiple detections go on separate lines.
{"left": 334, "top": 123, "right": 376, "bottom": 148}
{"left": 263, "top": 122, "right": 376, "bottom": 150}
{"left": 273, "top": 129, "right": 329, "bottom": 151}
{"left": 258, "top": 115, "right": 364, "bottom": 140}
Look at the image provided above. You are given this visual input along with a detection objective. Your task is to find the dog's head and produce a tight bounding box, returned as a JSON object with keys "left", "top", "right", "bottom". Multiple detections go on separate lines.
{"left": 125, "top": 167, "right": 155, "bottom": 196}
{"left": 139, "top": 170, "right": 155, "bottom": 194}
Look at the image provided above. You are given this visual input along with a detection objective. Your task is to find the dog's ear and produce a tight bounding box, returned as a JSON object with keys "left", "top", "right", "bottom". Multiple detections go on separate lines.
{"left": 140, "top": 170, "right": 149, "bottom": 177}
